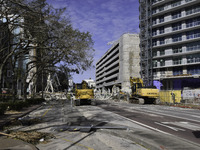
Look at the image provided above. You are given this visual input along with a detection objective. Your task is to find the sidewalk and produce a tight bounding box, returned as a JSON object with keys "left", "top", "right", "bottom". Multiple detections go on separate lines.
{"left": 0, "top": 104, "right": 41, "bottom": 150}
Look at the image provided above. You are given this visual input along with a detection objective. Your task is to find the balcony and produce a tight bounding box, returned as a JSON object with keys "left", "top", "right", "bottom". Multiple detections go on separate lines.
{"left": 152, "top": 0, "right": 199, "bottom": 17}
{"left": 153, "top": 36, "right": 200, "bottom": 49}
{"left": 152, "top": 11, "right": 200, "bottom": 29}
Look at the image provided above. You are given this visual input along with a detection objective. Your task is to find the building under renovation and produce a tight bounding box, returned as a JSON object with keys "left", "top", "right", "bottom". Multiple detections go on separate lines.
{"left": 96, "top": 33, "right": 140, "bottom": 93}
{"left": 139, "top": 0, "right": 200, "bottom": 90}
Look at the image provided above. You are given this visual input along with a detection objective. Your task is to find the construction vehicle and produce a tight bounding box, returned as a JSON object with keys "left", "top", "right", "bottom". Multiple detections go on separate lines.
{"left": 74, "top": 80, "right": 96, "bottom": 106}
{"left": 130, "top": 77, "right": 160, "bottom": 104}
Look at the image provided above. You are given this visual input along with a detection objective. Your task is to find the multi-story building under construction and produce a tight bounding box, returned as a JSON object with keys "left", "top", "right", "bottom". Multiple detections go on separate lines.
{"left": 96, "top": 33, "right": 140, "bottom": 93}
{"left": 139, "top": 0, "right": 200, "bottom": 90}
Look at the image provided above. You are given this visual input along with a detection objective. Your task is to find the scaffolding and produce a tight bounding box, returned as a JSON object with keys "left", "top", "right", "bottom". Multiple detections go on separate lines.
{"left": 139, "top": 0, "right": 153, "bottom": 86}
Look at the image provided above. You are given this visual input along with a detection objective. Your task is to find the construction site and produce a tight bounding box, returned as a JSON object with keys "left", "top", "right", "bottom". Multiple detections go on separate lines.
{"left": 1, "top": 0, "right": 200, "bottom": 149}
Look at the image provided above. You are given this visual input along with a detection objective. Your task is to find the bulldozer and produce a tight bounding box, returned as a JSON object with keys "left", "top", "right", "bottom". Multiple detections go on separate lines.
{"left": 74, "top": 80, "right": 96, "bottom": 106}
{"left": 130, "top": 77, "right": 160, "bottom": 104}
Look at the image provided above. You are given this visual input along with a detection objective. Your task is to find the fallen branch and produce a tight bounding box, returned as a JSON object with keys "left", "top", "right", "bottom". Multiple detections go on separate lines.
{"left": 0, "top": 131, "right": 15, "bottom": 138}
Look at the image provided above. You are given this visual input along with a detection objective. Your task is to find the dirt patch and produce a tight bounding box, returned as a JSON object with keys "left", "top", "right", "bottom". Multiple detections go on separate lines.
{"left": 9, "top": 131, "right": 55, "bottom": 144}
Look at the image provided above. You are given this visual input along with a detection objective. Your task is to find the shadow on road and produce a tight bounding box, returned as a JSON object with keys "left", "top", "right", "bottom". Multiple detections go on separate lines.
{"left": 193, "top": 131, "right": 200, "bottom": 138}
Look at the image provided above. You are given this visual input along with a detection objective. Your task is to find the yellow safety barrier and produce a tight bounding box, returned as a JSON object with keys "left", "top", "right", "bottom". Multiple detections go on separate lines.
{"left": 159, "top": 90, "right": 182, "bottom": 103}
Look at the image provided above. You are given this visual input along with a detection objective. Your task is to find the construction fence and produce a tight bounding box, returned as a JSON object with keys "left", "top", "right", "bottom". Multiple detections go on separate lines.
{"left": 159, "top": 89, "right": 200, "bottom": 104}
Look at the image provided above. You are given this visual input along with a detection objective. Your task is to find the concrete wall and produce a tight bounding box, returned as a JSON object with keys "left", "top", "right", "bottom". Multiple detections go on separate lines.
{"left": 119, "top": 34, "right": 140, "bottom": 93}
{"left": 96, "top": 33, "right": 140, "bottom": 93}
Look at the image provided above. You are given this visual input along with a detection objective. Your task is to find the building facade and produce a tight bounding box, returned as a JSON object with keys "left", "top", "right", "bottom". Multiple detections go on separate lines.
{"left": 96, "top": 33, "right": 140, "bottom": 93}
{"left": 139, "top": 0, "right": 200, "bottom": 90}
{"left": 0, "top": 15, "right": 37, "bottom": 96}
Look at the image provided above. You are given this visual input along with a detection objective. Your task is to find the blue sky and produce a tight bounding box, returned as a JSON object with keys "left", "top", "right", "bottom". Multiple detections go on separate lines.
{"left": 46, "top": 0, "right": 139, "bottom": 83}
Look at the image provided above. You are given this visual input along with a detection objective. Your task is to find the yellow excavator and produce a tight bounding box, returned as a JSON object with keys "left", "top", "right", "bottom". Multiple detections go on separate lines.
{"left": 130, "top": 77, "right": 160, "bottom": 104}
{"left": 74, "top": 80, "right": 96, "bottom": 106}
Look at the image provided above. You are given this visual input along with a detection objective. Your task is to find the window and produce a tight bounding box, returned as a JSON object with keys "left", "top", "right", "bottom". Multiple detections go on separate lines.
{"left": 187, "top": 65, "right": 200, "bottom": 75}
{"left": 159, "top": 16, "right": 164, "bottom": 23}
{"left": 160, "top": 68, "right": 165, "bottom": 76}
{"left": 186, "top": 5, "right": 200, "bottom": 15}
{"left": 160, "top": 38, "right": 165, "bottom": 45}
{"left": 186, "top": 17, "right": 200, "bottom": 28}
{"left": 152, "top": 39, "right": 157, "bottom": 46}
{"left": 160, "top": 59, "right": 165, "bottom": 66}
{"left": 187, "top": 54, "right": 200, "bottom": 63}
{"left": 172, "top": 47, "right": 182, "bottom": 53}
{"left": 159, "top": 5, "right": 164, "bottom": 12}
{"left": 186, "top": 42, "right": 200, "bottom": 51}
{"left": 160, "top": 50, "right": 165, "bottom": 55}
{"left": 152, "top": 29, "right": 157, "bottom": 36}
{"left": 172, "top": 11, "right": 181, "bottom": 19}
{"left": 171, "top": 0, "right": 181, "bottom": 7}
{"left": 172, "top": 34, "right": 182, "bottom": 42}
{"left": 186, "top": 29, "right": 200, "bottom": 39}
{"left": 173, "top": 58, "right": 182, "bottom": 65}
{"left": 153, "top": 51, "right": 157, "bottom": 57}
{"left": 153, "top": 60, "right": 157, "bottom": 67}
{"left": 152, "top": 8, "right": 157, "bottom": 14}
{"left": 159, "top": 27, "right": 164, "bottom": 34}
{"left": 153, "top": 71, "right": 157, "bottom": 78}
{"left": 173, "top": 67, "right": 183, "bottom": 75}
{"left": 186, "top": 19, "right": 193, "bottom": 28}
{"left": 153, "top": 19, "right": 157, "bottom": 25}
{"left": 172, "top": 22, "right": 182, "bottom": 31}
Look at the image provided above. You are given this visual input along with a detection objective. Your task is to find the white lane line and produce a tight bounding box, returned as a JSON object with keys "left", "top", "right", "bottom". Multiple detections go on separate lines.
{"left": 133, "top": 109, "right": 200, "bottom": 123}
{"left": 112, "top": 112, "right": 172, "bottom": 135}
{"left": 155, "top": 122, "right": 185, "bottom": 131}
{"left": 191, "top": 115, "right": 200, "bottom": 119}
{"left": 162, "top": 121, "right": 200, "bottom": 131}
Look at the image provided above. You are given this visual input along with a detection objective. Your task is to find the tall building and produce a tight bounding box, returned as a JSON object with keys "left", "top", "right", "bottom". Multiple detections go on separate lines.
{"left": 0, "top": 15, "right": 37, "bottom": 95}
{"left": 96, "top": 33, "right": 140, "bottom": 93}
{"left": 139, "top": 0, "right": 200, "bottom": 90}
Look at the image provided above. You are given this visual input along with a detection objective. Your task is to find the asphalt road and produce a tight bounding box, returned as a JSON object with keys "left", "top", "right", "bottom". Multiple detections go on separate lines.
{"left": 6, "top": 99, "right": 200, "bottom": 150}
{"left": 99, "top": 100, "right": 200, "bottom": 145}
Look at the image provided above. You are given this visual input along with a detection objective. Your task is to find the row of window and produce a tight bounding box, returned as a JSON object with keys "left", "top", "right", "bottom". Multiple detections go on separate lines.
{"left": 153, "top": 54, "right": 200, "bottom": 67}
{"left": 152, "top": 0, "right": 192, "bottom": 14}
{"left": 153, "top": 41, "right": 200, "bottom": 57}
{"left": 152, "top": 4, "right": 200, "bottom": 26}
{"left": 173, "top": 67, "right": 183, "bottom": 76}
{"left": 187, "top": 65, "right": 200, "bottom": 75}
{"left": 186, "top": 17, "right": 200, "bottom": 28}
{"left": 187, "top": 29, "right": 200, "bottom": 39}
{"left": 187, "top": 54, "right": 200, "bottom": 63}
{"left": 152, "top": 29, "right": 200, "bottom": 47}
{"left": 153, "top": 66, "right": 200, "bottom": 77}
{"left": 152, "top": 16, "right": 200, "bottom": 37}
{"left": 153, "top": 48, "right": 180, "bottom": 57}
{"left": 186, "top": 5, "right": 200, "bottom": 15}
{"left": 186, "top": 41, "right": 200, "bottom": 51}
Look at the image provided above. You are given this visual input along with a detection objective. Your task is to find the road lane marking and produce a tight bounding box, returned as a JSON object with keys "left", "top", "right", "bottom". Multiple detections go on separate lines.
{"left": 191, "top": 115, "right": 200, "bottom": 119}
{"left": 133, "top": 109, "right": 200, "bottom": 123}
{"left": 62, "top": 138, "right": 94, "bottom": 150}
{"left": 162, "top": 121, "right": 200, "bottom": 131}
{"left": 111, "top": 112, "right": 172, "bottom": 135}
{"left": 155, "top": 122, "right": 185, "bottom": 131}
{"left": 41, "top": 106, "right": 53, "bottom": 117}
